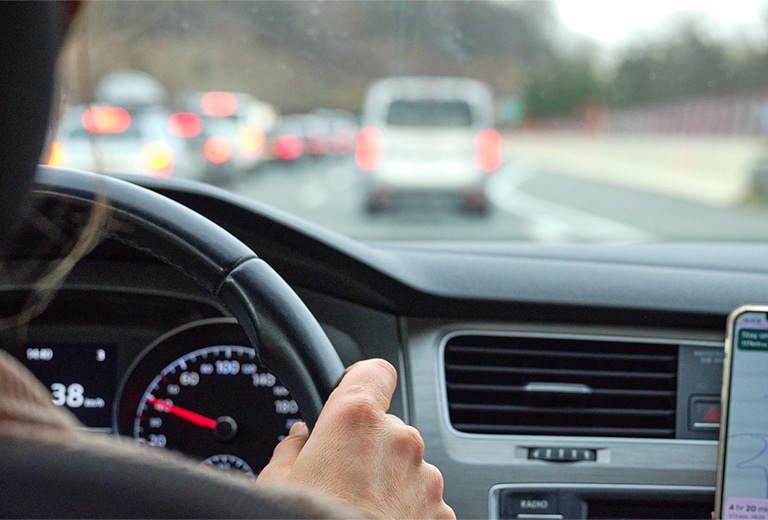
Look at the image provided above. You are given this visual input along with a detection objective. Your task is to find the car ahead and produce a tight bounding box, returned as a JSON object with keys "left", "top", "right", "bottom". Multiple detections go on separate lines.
{"left": 173, "top": 91, "right": 277, "bottom": 182}
{"left": 263, "top": 112, "right": 357, "bottom": 164}
{"left": 311, "top": 109, "right": 359, "bottom": 156}
{"left": 95, "top": 69, "right": 168, "bottom": 107}
{"left": 356, "top": 76, "right": 502, "bottom": 213}
{"left": 48, "top": 103, "right": 204, "bottom": 181}
{"left": 263, "top": 114, "right": 310, "bottom": 163}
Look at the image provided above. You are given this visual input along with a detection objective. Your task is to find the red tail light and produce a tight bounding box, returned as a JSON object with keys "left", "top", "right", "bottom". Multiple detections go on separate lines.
{"left": 271, "top": 135, "right": 303, "bottom": 160}
{"left": 236, "top": 126, "right": 265, "bottom": 158}
{"left": 474, "top": 128, "right": 502, "bottom": 173}
{"left": 355, "top": 127, "right": 383, "bottom": 171}
{"left": 204, "top": 135, "right": 233, "bottom": 164}
{"left": 168, "top": 112, "right": 203, "bottom": 138}
{"left": 82, "top": 106, "right": 131, "bottom": 134}
{"left": 46, "top": 140, "right": 65, "bottom": 166}
{"left": 306, "top": 132, "right": 327, "bottom": 155}
{"left": 332, "top": 129, "right": 355, "bottom": 154}
{"left": 201, "top": 92, "right": 238, "bottom": 117}
{"left": 141, "top": 141, "right": 174, "bottom": 177}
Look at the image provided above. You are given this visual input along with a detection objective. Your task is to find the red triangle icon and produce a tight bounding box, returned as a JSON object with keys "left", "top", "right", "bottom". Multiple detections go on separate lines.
{"left": 703, "top": 406, "right": 721, "bottom": 423}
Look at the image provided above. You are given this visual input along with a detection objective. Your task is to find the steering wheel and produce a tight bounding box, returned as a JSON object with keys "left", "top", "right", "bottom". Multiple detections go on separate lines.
{"left": 0, "top": 166, "right": 347, "bottom": 518}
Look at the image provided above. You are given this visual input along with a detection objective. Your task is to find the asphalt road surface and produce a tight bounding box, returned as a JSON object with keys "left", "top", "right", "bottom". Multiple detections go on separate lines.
{"left": 224, "top": 155, "right": 768, "bottom": 243}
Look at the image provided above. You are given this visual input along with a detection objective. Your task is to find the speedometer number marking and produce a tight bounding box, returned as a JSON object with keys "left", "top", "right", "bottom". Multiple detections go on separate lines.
{"left": 215, "top": 360, "right": 239, "bottom": 375}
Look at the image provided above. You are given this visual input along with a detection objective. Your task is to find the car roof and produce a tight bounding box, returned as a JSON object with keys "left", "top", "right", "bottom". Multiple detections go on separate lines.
{"left": 361, "top": 76, "right": 495, "bottom": 125}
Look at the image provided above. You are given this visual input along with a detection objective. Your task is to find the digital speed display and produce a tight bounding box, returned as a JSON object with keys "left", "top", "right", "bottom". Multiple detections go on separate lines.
{"left": 19, "top": 345, "right": 117, "bottom": 430}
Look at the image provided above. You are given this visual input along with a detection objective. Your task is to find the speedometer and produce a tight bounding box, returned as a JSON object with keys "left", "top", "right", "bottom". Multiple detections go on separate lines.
{"left": 116, "top": 319, "right": 302, "bottom": 475}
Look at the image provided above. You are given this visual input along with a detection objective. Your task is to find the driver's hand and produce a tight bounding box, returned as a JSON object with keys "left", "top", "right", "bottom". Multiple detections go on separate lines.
{"left": 258, "top": 358, "right": 455, "bottom": 519}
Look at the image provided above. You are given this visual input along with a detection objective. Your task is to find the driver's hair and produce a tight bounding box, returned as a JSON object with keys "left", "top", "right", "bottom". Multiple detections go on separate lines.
{"left": 0, "top": 2, "right": 112, "bottom": 333}
{"left": 0, "top": 192, "right": 112, "bottom": 332}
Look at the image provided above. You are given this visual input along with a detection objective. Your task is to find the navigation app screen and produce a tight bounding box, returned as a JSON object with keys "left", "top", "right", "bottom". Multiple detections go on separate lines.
{"left": 721, "top": 310, "right": 768, "bottom": 519}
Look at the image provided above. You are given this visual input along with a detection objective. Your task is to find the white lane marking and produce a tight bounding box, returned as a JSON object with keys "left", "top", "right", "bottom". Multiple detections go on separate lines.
{"left": 487, "top": 162, "right": 657, "bottom": 242}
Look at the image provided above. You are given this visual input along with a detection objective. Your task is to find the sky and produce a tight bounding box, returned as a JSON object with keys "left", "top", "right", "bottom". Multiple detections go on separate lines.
{"left": 556, "top": 0, "right": 764, "bottom": 43}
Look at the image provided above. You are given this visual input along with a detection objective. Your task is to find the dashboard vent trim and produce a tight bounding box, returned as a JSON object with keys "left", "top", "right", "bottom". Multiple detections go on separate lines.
{"left": 443, "top": 333, "right": 679, "bottom": 439}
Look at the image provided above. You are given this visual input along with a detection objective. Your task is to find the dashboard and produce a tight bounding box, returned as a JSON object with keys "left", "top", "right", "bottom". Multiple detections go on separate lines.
{"left": 5, "top": 174, "right": 768, "bottom": 518}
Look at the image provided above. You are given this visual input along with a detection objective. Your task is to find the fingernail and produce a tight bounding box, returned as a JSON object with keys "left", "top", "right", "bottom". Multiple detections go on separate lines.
{"left": 290, "top": 421, "right": 308, "bottom": 435}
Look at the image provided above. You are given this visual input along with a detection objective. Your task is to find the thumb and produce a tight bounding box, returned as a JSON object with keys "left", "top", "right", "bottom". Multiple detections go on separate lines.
{"left": 257, "top": 421, "right": 309, "bottom": 482}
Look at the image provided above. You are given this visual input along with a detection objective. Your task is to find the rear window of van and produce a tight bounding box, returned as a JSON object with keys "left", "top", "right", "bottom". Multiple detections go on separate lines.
{"left": 386, "top": 100, "right": 472, "bottom": 127}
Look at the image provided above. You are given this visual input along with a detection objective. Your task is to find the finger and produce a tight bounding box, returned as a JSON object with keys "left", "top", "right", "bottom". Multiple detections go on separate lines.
{"left": 288, "top": 419, "right": 309, "bottom": 437}
{"left": 328, "top": 358, "right": 397, "bottom": 413}
{"left": 265, "top": 421, "right": 309, "bottom": 469}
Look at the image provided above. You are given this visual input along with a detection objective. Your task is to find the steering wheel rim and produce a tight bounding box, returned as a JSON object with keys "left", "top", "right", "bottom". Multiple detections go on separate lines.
{"left": 0, "top": 166, "right": 350, "bottom": 517}
{"left": 0, "top": 438, "right": 358, "bottom": 518}
{"left": 31, "top": 165, "right": 346, "bottom": 428}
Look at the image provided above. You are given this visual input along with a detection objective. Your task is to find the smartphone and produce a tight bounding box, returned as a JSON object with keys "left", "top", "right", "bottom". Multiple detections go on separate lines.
{"left": 716, "top": 306, "right": 768, "bottom": 519}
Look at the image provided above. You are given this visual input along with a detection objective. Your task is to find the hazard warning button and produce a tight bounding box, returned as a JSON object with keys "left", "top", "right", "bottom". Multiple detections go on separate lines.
{"left": 689, "top": 396, "right": 721, "bottom": 431}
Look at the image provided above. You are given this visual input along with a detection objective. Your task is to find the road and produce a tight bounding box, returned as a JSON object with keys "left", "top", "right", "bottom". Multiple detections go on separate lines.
{"left": 503, "top": 132, "right": 762, "bottom": 207}
{"left": 225, "top": 152, "right": 768, "bottom": 243}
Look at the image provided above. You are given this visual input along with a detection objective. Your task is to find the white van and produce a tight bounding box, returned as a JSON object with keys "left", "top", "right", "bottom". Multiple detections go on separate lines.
{"left": 356, "top": 76, "right": 501, "bottom": 213}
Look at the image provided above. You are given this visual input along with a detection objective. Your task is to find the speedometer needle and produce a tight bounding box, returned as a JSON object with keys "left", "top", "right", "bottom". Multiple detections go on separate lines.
{"left": 146, "top": 396, "right": 216, "bottom": 429}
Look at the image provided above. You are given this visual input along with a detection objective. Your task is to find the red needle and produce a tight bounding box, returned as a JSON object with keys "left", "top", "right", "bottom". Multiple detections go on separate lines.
{"left": 146, "top": 396, "right": 216, "bottom": 429}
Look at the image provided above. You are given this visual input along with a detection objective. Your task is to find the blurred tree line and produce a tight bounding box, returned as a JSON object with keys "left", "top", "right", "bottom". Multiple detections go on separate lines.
{"left": 525, "top": 10, "right": 768, "bottom": 119}
{"left": 67, "top": 0, "right": 560, "bottom": 112}
{"left": 610, "top": 12, "right": 768, "bottom": 107}
{"left": 67, "top": 1, "right": 768, "bottom": 118}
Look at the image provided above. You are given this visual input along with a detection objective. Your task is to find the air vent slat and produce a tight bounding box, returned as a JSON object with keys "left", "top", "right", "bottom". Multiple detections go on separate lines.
{"left": 453, "top": 424, "right": 675, "bottom": 437}
{"left": 450, "top": 403, "right": 674, "bottom": 417}
{"left": 444, "top": 334, "right": 678, "bottom": 439}
{"left": 447, "top": 364, "right": 675, "bottom": 380}
{"left": 448, "top": 345, "right": 675, "bottom": 363}
{"left": 447, "top": 383, "right": 675, "bottom": 399}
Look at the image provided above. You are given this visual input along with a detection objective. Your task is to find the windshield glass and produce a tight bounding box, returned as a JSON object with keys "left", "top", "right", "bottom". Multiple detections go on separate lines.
{"left": 52, "top": 0, "right": 768, "bottom": 242}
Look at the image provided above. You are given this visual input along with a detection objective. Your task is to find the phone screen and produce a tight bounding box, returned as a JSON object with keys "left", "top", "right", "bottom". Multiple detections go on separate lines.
{"left": 717, "top": 307, "right": 768, "bottom": 519}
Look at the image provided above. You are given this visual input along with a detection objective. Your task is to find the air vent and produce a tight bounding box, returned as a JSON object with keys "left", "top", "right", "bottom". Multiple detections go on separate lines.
{"left": 444, "top": 334, "right": 678, "bottom": 438}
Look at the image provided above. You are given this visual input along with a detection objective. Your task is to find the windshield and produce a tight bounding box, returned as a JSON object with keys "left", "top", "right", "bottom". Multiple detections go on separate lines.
{"left": 52, "top": 0, "right": 768, "bottom": 242}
